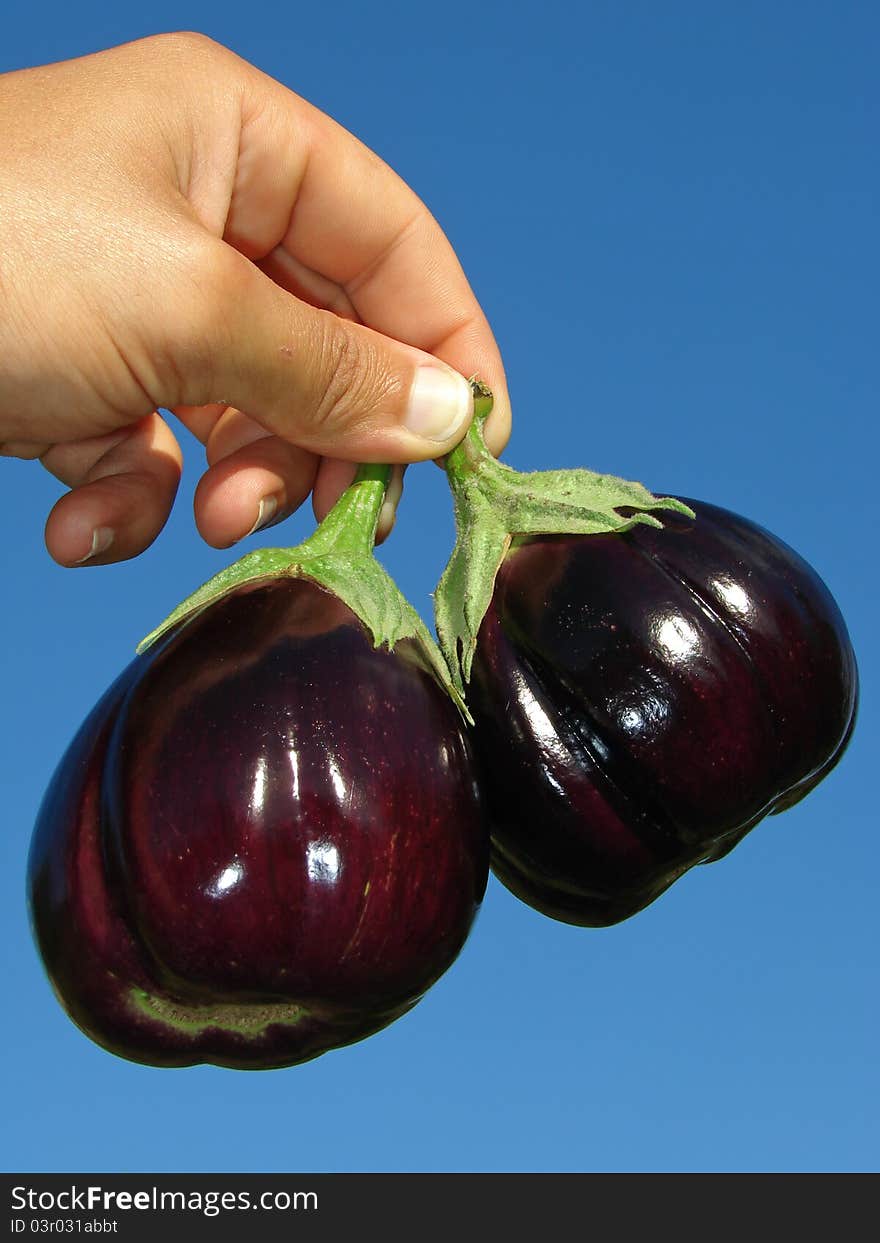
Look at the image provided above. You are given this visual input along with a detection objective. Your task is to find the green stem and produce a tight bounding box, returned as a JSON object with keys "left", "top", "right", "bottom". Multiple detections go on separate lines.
{"left": 444, "top": 379, "right": 495, "bottom": 486}
{"left": 295, "top": 462, "right": 391, "bottom": 561}
{"left": 435, "top": 380, "right": 697, "bottom": 692}
{"left": 135, "top": 459, "right": 468, "bottom": 717}
{"left": 137, "top": 464, "right": 391, "bottom": 653}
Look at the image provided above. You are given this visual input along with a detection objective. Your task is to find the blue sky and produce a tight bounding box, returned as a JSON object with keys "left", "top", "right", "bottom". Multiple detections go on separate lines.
{"left": 1, "top": 1, "right": 876, "bottom": 1173}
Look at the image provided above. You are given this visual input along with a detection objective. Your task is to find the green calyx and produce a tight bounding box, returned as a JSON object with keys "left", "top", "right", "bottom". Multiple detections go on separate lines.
{"left": 138, "top": 463, "right": 469, "bottom": 719}
{"left": 434, "top": 380, "right": 696, "bottom": 693}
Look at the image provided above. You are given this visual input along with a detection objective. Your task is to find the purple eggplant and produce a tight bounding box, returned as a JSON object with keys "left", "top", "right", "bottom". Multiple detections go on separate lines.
{"left": 28, "top": 575, "right": 487, "bottom": 1069}
{"left": 466, "top": 499, "right": 858, "bottom": 925}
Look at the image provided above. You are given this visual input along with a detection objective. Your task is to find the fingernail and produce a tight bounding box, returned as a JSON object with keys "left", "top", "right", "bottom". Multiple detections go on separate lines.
{"left": 405, "top": 366, "right": 473, "bottom": 443}
{"left": 376, "top": 464, "right": 404, "bottom": 540}
{"left": 75, "top": 527, "right": 114, "bottom": 564}
{"left": 245, "top": 496, "right": 279, "bottom": 538}
{"left": 377, "top": 499, "right": 397, "bottom": 539}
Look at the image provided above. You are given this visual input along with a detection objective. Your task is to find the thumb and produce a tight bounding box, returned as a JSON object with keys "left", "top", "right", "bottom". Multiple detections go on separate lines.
{"left": 169, "top": 241, "right": 475, "bottom": 462}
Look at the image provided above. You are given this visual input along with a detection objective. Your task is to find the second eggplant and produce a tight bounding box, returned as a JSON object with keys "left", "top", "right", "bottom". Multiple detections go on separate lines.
{"left": 467, "top": 499, "right": 858, "bottom": 925}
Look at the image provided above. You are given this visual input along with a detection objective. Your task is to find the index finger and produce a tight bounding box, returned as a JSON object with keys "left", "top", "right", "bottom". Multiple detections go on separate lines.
{"left": 215, "top": 56, "right": 511, "bottom": 454}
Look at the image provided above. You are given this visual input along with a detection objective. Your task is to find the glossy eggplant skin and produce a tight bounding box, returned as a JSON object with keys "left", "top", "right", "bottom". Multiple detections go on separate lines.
{"left": 468, "top": 499, "right": 858, "bottom": 927}
{"left": 28, "top": 579, "right": 487, "bottom": 1069}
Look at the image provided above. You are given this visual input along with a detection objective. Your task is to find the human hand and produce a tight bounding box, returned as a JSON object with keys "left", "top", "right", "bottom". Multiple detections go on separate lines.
{"left": 0, "top": 32, "right": 510, "bottom": 565}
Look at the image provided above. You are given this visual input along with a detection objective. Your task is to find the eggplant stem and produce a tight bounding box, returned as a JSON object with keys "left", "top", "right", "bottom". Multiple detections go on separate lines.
{"left": 294, "top": 463, "right": 392, "bottom": 561}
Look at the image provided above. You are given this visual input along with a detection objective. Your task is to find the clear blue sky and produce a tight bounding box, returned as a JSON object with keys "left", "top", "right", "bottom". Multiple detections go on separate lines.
{"left": 2, "top": 1, "right": 876, "bottom": 1173}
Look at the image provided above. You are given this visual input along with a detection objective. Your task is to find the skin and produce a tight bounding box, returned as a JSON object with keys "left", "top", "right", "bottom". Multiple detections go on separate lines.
{"left": 0, "top": 32, "right": 511, "bottom": 565}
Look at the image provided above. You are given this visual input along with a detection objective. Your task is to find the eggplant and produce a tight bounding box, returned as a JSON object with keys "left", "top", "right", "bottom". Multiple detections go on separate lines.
{"left": 466, "top": 500, "right": 857, "bottom": 925}
{"left": 29, "top": 469, "right": 487, "bottom": 1068}
{"left": 435, "top": 383, "right": 858, "bottom": 926}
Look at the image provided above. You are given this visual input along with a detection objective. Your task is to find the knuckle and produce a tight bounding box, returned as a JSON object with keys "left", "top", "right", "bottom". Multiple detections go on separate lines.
{"left": 309, "top": 313, "right": 399, "bottom": 433}
{"left": 141, "top": 30, "right": 227, "bottom": 64}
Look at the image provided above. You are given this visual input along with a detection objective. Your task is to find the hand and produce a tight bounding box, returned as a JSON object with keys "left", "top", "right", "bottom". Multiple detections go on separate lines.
{"left": 0, "top": 32, "right": 510, "bottom": 565}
